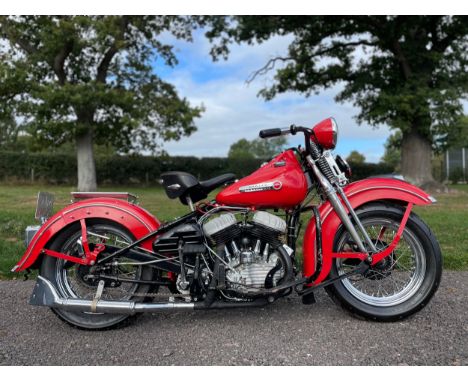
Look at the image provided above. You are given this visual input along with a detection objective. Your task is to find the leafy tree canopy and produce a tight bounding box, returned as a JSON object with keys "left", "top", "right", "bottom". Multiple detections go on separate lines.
{"left": 0, "top": 112, "right": 19, "bottom": 149}
{"left": 0, "top": 16, "right": 205, "bottom": 190}
{"left": 446, "top": 115, "right": 468, "bottom": 148}
{"left": 207, "top": 16, "right": 467, "bottom": 142}
{"left": 346, "top": 150, "right": 366, "bottom": 165}
{"left": 380, "top": 131, "right": 402, "bottom": 170}
{"left": 0, "top": 16, "right": 204, "bottom": 152}
{"left": 206, "top": 16, "right": 468, "bottom": 187}
{"left": 228, "top": 136, "right": 288, "bottom": 160}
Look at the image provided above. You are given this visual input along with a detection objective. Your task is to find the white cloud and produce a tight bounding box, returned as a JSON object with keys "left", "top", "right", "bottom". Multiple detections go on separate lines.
{"left": 158, "top": 31, "right": 391, "bottom": 162}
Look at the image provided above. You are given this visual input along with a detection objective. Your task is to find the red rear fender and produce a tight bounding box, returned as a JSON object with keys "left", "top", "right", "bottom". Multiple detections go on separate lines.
{"left": 12, "top": 198, "right": 160, "bottom": 272}
{"left": 303, "top": 178, "right": 435, "bottom": 284}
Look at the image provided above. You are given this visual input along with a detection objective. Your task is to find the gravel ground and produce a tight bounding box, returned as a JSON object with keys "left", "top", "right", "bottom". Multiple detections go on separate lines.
{"left": 0, "top": 271, "right": 466, "bottom": 366}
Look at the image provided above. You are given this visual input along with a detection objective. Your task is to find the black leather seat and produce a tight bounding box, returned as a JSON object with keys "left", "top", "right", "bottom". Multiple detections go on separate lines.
{"left": 160, "top": 171, "right": 236, "bottom": 205}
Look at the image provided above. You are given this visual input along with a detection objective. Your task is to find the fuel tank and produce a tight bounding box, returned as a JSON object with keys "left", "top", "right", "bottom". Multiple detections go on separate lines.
{"left": 216, "top": 150, "right": 308, "bottom": 209}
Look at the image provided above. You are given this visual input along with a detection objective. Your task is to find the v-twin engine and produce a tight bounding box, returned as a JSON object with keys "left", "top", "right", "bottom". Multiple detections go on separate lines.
{"left": 203, "top": 211, "right": 288, "bottom": 291}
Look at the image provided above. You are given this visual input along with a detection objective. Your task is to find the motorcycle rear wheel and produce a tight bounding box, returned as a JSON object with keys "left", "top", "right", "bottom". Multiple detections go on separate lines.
{"left": 40, "top": 220, "right": 154, "bottom": 330}
{"left": 325, "top": 203, "right": 442, "bottom": 321}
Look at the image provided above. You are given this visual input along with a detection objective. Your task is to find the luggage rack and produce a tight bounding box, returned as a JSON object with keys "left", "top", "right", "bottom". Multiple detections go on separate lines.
{"left": 71, "top": 192, "right": 138, "bottom": 204}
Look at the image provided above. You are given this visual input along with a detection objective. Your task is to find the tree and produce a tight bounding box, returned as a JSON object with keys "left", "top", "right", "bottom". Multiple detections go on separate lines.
{"left": 228, "top": 138, "right": 255, "bottom": 160}
{"left": 381, "top": 131, "right": 402, "bottom": 170}
{"left": 346, "top": 150, "right": 366, "bottom": 165}
{"left": 0, "top": 112, "right": 20, "bottom": 149}
{"left": 207, "top": 16, "right": 468, "bottom": 188}
{"left": 0, "top": 16, "right": 203, "bottom": 191}
{"left": 228, "top": 136, "right": 287, "bottom": 159}
{"left": 446, "top": 115, "right": 468, "bottom": 148}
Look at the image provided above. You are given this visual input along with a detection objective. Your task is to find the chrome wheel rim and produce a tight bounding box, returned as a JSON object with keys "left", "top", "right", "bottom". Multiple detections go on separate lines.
{"left": 336, "top": 217, "right": 426, "bottom": 307}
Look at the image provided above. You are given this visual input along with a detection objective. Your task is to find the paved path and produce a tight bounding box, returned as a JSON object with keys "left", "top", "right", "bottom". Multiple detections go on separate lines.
{"left": 1, "top": 271, "right": 466, "bottom": 365}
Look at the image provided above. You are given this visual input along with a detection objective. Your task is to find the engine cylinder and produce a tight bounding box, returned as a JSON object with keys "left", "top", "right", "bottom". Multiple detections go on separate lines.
{"left": 252, "top": 211, "right": 286, "bottom": 233}
{"left": 203, "top": 213, "right": 241, "bottom": 245}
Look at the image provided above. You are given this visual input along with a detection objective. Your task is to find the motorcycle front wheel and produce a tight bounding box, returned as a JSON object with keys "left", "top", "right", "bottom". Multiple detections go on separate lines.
{"left": 325, "top": 202, "right": 442, "bottom": 321}
{"left": 40, "top": 220, "right": 154, "bottom": 330}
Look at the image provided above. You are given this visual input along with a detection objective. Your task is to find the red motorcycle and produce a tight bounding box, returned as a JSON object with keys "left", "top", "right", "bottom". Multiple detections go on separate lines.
{"left": 14, "top": 118, "right": 442, "bottom": 329}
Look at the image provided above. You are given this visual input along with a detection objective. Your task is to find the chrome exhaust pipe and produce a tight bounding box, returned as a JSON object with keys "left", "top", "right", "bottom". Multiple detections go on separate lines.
{"left": 30, "top": 276, "right": 194, "bottom": 314}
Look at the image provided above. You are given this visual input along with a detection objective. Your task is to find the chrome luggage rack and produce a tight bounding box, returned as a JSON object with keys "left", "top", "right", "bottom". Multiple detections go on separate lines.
{"left": 71, "top": 192, "right": 138, "bottom": 204}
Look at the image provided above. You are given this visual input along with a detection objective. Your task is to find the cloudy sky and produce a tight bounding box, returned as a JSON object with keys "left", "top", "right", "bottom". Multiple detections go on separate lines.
{"left": 156, "top": 30, "right": 391, "bottom": 163}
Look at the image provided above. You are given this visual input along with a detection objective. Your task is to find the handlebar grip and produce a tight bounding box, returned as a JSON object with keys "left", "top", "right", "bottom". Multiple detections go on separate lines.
{"left": 259, "top": 128, "right": 283, "bottom": 139}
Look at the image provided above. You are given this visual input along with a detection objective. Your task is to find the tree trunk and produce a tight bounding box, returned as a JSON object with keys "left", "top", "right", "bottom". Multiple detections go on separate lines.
{"left": 400, "top": 130, "right": 442, "bottom": 190}
{"left": 76, "top": 128, "right": 97, "bottom": 192}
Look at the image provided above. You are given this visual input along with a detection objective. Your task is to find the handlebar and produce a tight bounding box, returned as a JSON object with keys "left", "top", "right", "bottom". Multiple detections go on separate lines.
{"left": 259, "top": 125, "right": 314, "bottom": 155}
{"left": 259, "top": 125, "right": 311, "bottom": 139}
{"left": 258, "top": 128, "right": 285, "bottom": 139}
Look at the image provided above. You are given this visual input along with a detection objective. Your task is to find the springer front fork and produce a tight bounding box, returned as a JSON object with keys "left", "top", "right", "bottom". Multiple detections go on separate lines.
{"left": 306, "top": 155, "right": 377, "bottom": 256}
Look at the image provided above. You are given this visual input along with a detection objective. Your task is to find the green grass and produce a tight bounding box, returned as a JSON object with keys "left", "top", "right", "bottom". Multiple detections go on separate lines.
{"left": 413, "top": 185, "right": 468, "bottom": 269}
{"left": 0, "top": 183, "right": 467, "bottom": 279}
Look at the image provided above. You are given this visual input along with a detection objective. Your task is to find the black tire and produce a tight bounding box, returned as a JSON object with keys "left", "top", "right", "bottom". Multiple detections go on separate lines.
{"left": 40, "top": 220, "right": 153, "bottom": 330}
{"left": 325, "top": 203, "right": 442, "bottom": 321}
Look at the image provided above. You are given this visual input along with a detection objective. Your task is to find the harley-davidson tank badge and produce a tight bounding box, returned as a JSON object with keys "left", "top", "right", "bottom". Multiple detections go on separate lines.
{"left": 239, "top": 181, "right": 283, "bottom": 193}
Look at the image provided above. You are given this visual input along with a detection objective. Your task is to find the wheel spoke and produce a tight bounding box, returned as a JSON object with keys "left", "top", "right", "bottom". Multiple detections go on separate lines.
{"left": 57, "top": 227, "right": 145, "bottom": 302}
{"left": 336, "top": 217, "right": 426, "bottom": 307}
{"left": 377, "top": 226, "right": 387, "bottom": 242}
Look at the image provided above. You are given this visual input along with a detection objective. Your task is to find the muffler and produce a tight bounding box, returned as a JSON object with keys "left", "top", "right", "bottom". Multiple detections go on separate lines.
{"left": 29, "top": 276, "right": 194, "bottom": 314}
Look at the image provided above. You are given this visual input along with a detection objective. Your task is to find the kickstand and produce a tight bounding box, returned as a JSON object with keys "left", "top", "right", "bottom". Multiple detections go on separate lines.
{"left": 23, "top": 269, "right": 31, "bottom": 281}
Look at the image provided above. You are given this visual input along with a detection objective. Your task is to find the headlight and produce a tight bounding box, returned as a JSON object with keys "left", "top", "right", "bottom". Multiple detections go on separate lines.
{"left": 331, "top": 118, "right": 338, "bottom": 148}
{"left": 311, "top": 117, "right": 339, "bottom": 150}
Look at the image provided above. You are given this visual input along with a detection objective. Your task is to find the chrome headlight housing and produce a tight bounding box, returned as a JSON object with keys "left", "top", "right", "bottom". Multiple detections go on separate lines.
{"left": 331, "top": 118, "right": 338, "bottom": 148}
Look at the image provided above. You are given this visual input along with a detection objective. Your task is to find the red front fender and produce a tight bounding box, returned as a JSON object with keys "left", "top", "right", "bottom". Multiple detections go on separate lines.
{"left": 303, "top": 178, "right": 435, "bottom": 284}
{"left": 12, "top": 198, "right": 160, "bottom": 272}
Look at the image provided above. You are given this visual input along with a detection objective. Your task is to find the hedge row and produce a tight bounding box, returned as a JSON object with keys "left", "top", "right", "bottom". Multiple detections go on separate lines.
{"left": 348, "top": 162, "right": 394, "bottom": 181}
{"left": 0, "top": 151, "right": 394, "bottom": 185}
